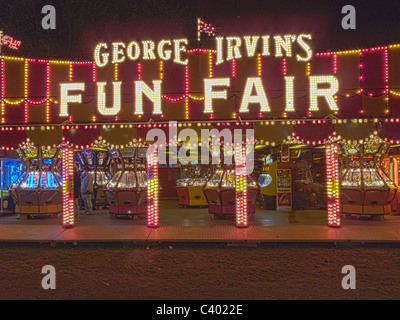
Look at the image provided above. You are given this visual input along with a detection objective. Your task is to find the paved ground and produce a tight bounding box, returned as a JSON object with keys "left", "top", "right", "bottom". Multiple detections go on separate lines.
{"left": 1, "top": 199, "right": 400, "bottom": 244}
{"left": 2, "top": 199, "right": 400, "bottom": 227}
{"left": 0, "top": 243, "right": 399, "bottom": 300}
{"left": 0, "top": 200, "right": 399, "bottom": 301}
{"left": 0, "top": 199, "right": 400, "bottom": 244}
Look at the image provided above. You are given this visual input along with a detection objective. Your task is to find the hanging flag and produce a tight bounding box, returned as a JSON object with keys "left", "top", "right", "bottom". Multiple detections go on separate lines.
{"left": 197, "top": 18, "right": 216, "bottom": 41}
{"left": 0, "top": 33, "right": 22, "bottom": 50}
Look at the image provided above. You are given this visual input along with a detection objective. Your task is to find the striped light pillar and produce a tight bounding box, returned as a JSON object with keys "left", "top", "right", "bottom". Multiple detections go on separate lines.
{"left": 235, "top": 142, "right": 248, "bottom": 228}
{"left": 62, "top": 145, "right": 75, "bottom": 228}
{"left": 326, "top": 142, "right": 341, "bottom": 227}
{"left": 147, "top": 147, "right": 159, "bottom": 228}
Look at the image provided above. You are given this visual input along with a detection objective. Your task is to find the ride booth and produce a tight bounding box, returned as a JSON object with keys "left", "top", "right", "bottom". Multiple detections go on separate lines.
{"left": 203, "top": 144, "right": 260, "bottom": 220}
{"left": 0, "top": 152, "right": 23, "bottom": 213}
{"left": 381, "top": 144, "right": 400, "bottom": 213}
{"left": 256, "top": 143, "right": 326, "bottom": 211}
{"left": 10, "top": 142, "right": 63, "bottom": 219}
{"left": 289, "top": 145, "right": 327, "bottom": 210}
{"left": 75, "top": 144, "right": 112, "bottom": 209}
{"left": 257, "top": 151, "right": 278, "bottom": 210}
{"left": 175, "top": 152, "right": 211, "bottom": 207}
{"left": 339, "top": 135, "right": 397, "bottom": 219}
{"left": 104, "top": 145, "right": 148, "bottom": 219}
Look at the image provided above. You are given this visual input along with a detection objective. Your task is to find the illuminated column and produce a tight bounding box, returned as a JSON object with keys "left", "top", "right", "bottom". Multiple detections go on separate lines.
{"left": 62, "top": 146, "right": 75, "bottom": 227}
{"left": 393, "top": 158, "right": 398, "bottom": 186}
{"left": 326, "top": 142, "right": 341, "bottom": 227}
{"left": 24, "top": 59, "right": 28, "bottom": 123}
{"left": 147, "top": 148, "right": 159, "bottom": 228}
{"left": 235, "top": 143, "right": 248, "bottom": 228}
{"left": 1, "top": 57, "right": 4, "bottom": 123}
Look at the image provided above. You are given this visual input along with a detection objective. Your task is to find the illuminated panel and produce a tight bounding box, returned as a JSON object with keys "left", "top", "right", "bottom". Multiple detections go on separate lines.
{"left": 111, "top": 42, "right": 126, "bottom": 63}
{"left": 215, "top": 37, "right": 224, "bottom": 65}
{"left": 161, "top": 59, "right": 187, "bottom": 103}
{"left": 282, "top": 58, "right": 287, "bottom": 76}
{"left": 92, "top": 62, "right": 96, "bottom": 82}
{"left": 261, "top": 35, "right": 270, "bottom": 56}
{"left": 208, "top": 51, "right": 213, "bottom": 78}
{"left": 274, "top": 35, "right": 295, "bottom": 58}
{"left": 94, "top": 43, "right": 109, "bottom": 67}
{"left": 309, "top": 76, "right": 339, "bottom": 111}
{"left": 326, "top": 142, "right": 340, "bottom": 227}
{"left": 134, "top": 80, "right": 162, "bottom": 115}
{"left": 284, "top": 76, "right": 295, "bottom": 112}
{"left": 137, "top": 62, "right": 142, "bottom": 80}
{"left": 244, "top": 36, "right": 260, "bottom": 58}
{"left": 226, "top": 37, "right": 242, "bottom": 61}
{"left": 62, "top": 146, "right": 74, "bottom": 227}
{"left": 157, "top": 40, "right": 172, "bottom": 60}
{"left": 0, "top": 56, "right": 25, "bottom": 122}
{"left": 333, "top": 53, "right": 337, "bottom": 74}
{"left": 394, "top": 158, "right": 399, "bottom": 186}
{"left": 239, "top": 77, "right": 270, "bottom": 113}
{"left": 127, "top": 41, "right": 140, "bottom": 61}
{"left": 204, "top": 78, "right": 230, "bottom": 113}
{"left": 231, "top": 59, "right": 236, "bottom": 78}
{"left": 114, "top": 63, "right": 118, "bottom": 81}
{"left": 46, "top": 62, "right": 50, "bottom": 122}
{"left": 97, "top": 81, "right": 121, "bottom": 116}
{"left": 59, "top": 83, "right": 85, "bottom": 117}
{"left": 384, "top": 47, "right": 389, "bottom": 95}
{"left": 26, "top": 59, "right": 48, "bottom": 106}
{"left": 147, "top": 148, "right": 159, "bottom": 227}
{"left": 173, "top": 39, "right": 188, "bottom": 65}
{"left": 142, "top": 40, "right": 156, "bottom": 60}
{"left": 185, "top": 65, "right": 189, "bottom": 119}
{"left": 159, "top": 60, "right": 163, "bottom": 80}
{"left": 24, "top": 59, "right": 28, "bottom": 123}
{"left": 235, "top": 143, "right": 248, "bottom": 228}
{"left": 0, "top": 58, "right": 4, "bottom": 123}
{"left": 296, "top": 34, "right": 312, "bottom": 61}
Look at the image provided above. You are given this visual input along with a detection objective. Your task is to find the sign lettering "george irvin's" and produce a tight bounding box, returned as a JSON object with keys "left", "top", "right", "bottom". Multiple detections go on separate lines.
{"left": 93, "top": 34, "right": 313, "bottom": 67}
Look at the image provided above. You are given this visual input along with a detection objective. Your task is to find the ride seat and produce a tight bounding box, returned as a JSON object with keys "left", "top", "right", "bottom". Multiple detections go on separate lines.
{"left": 203, "top": 189, "right": 220, "bottom": 205}
{"left": 364, "top": 190, "right": 388, "bottom": 206}
{"left": 116, "top": 190, "right": 137, "bottom": 206}
{"left": 39, "top": 190, "right": 62, "bottom": 206}
{"left": 19, "top": 190, "right": 39, "bottom": 206}
{"left": 104, "top": 190, "right": 116, "bottom": 205}
{"left": 340, "top": 189, "right": 363, "bottom": 205}
{"left": 220, "top": 189, "right": 236, "bottom": 206}
{"left": 247, "top": 189, "right": 260, "bottom": 205}
{"left": 136, "top": 189, "right": 148, "bottom": 206}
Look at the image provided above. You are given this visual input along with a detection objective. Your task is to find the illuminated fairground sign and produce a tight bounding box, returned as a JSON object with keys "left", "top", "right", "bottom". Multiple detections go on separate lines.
{"left": 0, "top": 31, "right": 398, "bottom": 125}
{"left": 1, "top": 28, "right": 400, "bottom": 230}
{"left": 67, "top": 34, "right": 318, "bottom": 117}
{"left": 68, "top": 34, "right": 330, "bottom": 118}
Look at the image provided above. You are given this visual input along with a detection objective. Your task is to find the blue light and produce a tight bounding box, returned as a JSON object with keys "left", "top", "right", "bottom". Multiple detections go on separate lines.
{"left": 40, "top": 172, "right": 57, "bottom": 188}
{"left": 1, "top": 159, "right": 23, "bottom": 189}
{"left": 26, "top": 173, "right": 35, "bottom": 188}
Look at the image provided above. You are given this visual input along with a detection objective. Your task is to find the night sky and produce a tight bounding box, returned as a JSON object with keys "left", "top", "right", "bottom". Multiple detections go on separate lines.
{"left": 0, "top": 0, "right": 399, "bottom": 60}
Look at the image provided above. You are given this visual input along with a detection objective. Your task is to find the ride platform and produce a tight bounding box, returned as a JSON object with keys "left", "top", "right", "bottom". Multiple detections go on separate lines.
{"left": 1, "top": 200, "right": 400, "bottom": 244}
